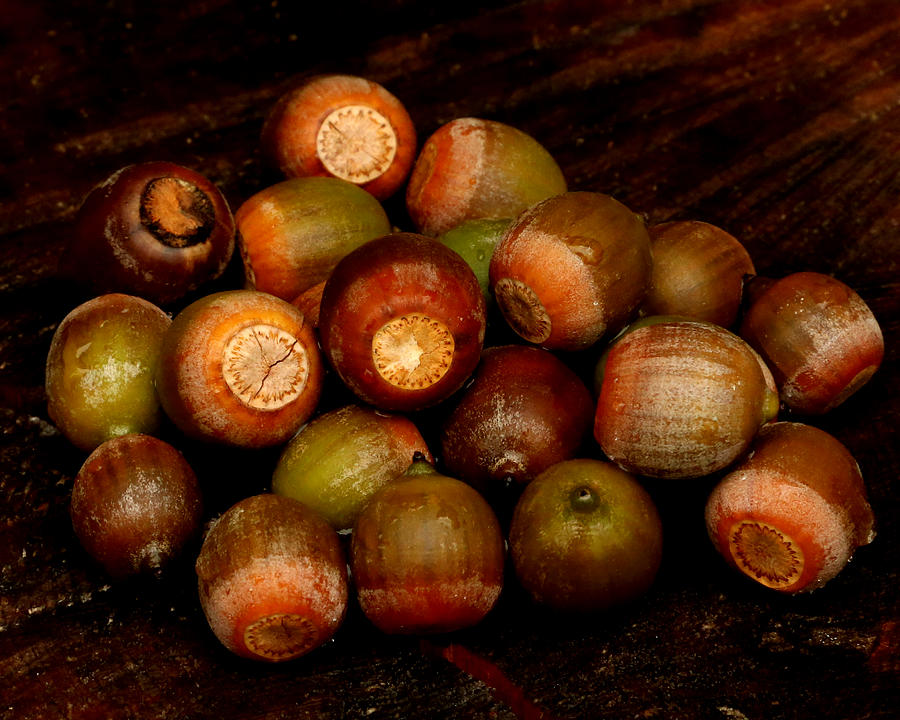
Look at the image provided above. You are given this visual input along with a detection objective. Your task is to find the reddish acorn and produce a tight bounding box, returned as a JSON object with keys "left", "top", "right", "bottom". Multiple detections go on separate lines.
{"left": 235, "top": 176, "right": 392, "bottom": 303}
{"left": 440, "top": 344, "right": 594, "bottom": 489}
{"left": 70, "top": 434, "right": 203, "bottom": 578}
{"left": 489, "top": 191, "right": 653, "bottom": 351}
{"left": 155, "top": 290, "right": 323, "bottom": 448}
{"left": 594, "top": 318, "right": 779, "bottom": 479}
{"left": 641, "top": 220, "right": 755, "bottom": 327}
{"left": 196, "top": 493, "right": 348, "bottom": 661}
{"left": 62, "top": 161, "right": 235, "bottom": 306}
{"left": 318, "top": 232, "right": 486, "bottom": 412}
{"left": 406, "top": 117, "right": 566, "bottom": 236}
{"left": 261, "top": 74, "right": 417, "bottom": 200}
{"left": 350, "top": 455, "right": 505, "bottom": 634}
{"left": 739, "top": 271, "right": 884, "bottom": 415}
{"left": 705, "top": 422, "right": 875, "bottom": 593}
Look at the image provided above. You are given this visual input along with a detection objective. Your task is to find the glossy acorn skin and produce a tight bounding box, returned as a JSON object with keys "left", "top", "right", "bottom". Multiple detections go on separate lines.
{"left": 440, "top": 345, "right": 594, "bottom": 489}
{"left": 350, "top": 458, "right": 505, "bottom": 634}
{"left": 62, "top": 161, "right": 235, "bottom": 307}
{"left": 406, "top": 117, "right": 567, "bottom": 237}
{"left": 196, "top": 494, "right": 348, "bottom": 662}
{"left": 318, "top": 232, "right": 487, "bottom": 412}
{"left": 641, "top": 220, "right": 755, "bottom": 327}
{"left": 45, "top": 293, "right": 171, "bottom": 452}
{"left": 509, "top": 458, "right": 663, "bottom": 612}
{"left": 261, "top": 74, "right": 417, "bottom": 200}
{"left": 155, "top": 290, "right": 324, "bottom": 449}
{"left": 272, "top": 404, "right": 433, "bottom": 532}
{"left": 436, "top": 218, "right": 512, "bottom": 306}
{"left": 235, "top": 176, "right": 392, "bottom": 302}
{"left": 705, "top": 422, "right": 875, "bottom": 594}
{"left": 739, "top": 271, "right": 884, "bottom": 415}
{"left": 489, "top": 191, "right": 653, "bottom": 351}
{"left": 594, "top": 319, "right": 779, "bottom": 479}
{"left": 70, "top": 434, "right": 203, "bottom": 579}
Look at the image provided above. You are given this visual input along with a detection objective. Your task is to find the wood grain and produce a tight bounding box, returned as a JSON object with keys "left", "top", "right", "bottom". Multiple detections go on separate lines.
{"left": 1, "top": 1, "right": 898, "bottom": 718}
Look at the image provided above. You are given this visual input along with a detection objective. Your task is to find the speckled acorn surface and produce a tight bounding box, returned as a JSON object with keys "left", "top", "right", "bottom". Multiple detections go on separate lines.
{"left": 318, "top": 232, "right": 487, "bottom": 412}
{"left": 45, "top": 293, "right": 171, "bottom": 452}
{"left": 350, "top": 455, "right": 505, "bottom": 634}
{"left": 509, "top": 458, "right": 663, "bottom": 612}
{"left": 70, "top": 433, "right": 203, "bottom": 579}
{"left": 272, "top": 404, "right": 432, "bottom": 532}
{"left": 61, "top": 161, "right": 235, "bottom": 306}
{"left": 406, "top": 117, "right": 567, "bottom": 237}
{"left": 155, "top": 289, "right": 323, "bottom": 448}
{"left": 196, "top": 493, "right": 348, "bottom": 662}
{"left": 440, "top": 344, "right": 594, "bottom": 489}
{"left": 261, "top": 74, "right": 417, "bottom": 200}
{"left": 705, "top": 422, "right": 875, "bottom": 593}
{"left": 739, "top": 271, "right": 884, "bottom": 415}
{"left": 489, "top": 191, "right": 653, "bottom": 351}
{"left": 641, "top": 220, "right": 755, "bottom": 327}
{"left": 594, "top": 318, "right": 780, "bottom": 479}
{"left": 235, "top": 176, "right": 392, "bottom": 302}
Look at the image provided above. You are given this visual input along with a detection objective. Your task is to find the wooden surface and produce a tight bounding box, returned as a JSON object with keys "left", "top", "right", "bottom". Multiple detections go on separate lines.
{"left": 2, "top": 1, "right": 899, "bottom": 718}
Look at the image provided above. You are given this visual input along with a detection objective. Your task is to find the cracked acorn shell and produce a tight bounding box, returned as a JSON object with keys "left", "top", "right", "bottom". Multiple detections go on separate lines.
{"left": 155, "top": 289, "right": 323, "bottom": 448}
{"left": 489, "top": 191, "right": 653, "bottom": 351}
{"left": 594, "top": 318, "right": 780, "bottom": 479}
{"left": 318, "top": 232, "right": 487, "bottom": 412}
{"left": 196, "top": 493, "right": 348, "bottom": 662}
{"left": 705, "top": 422, "right": 875, "bottom": 593}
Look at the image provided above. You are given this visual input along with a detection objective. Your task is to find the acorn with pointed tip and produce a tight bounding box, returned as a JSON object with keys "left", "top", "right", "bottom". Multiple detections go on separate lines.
{"left": 70, "top": 433, "right": 203, "bottom": 579}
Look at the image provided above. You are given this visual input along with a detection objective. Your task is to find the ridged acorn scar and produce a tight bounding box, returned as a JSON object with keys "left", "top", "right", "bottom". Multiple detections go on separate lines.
{"left": 728, "top": 520, "right": 804, "bottom": 589}
{"left": 372, "top": 313, "right": 454, "bottom": 390}
{"left": 223, "top": 324, "right": 309, "bottom": 410}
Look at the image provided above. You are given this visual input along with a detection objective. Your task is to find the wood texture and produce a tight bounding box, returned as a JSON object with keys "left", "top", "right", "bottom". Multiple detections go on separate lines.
{"left": 1, "top": 1, "right": 898, "bottom": 718}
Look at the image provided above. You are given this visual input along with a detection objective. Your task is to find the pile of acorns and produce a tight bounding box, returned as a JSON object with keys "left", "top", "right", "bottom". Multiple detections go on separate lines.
{"left": 46, "top": 74, "right": 883, "bottom": 663}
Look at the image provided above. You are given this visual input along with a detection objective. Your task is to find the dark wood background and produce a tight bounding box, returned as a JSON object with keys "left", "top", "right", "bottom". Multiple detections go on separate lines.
{"left": 1, "top": 1, "right": 898, "bottom": 718}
